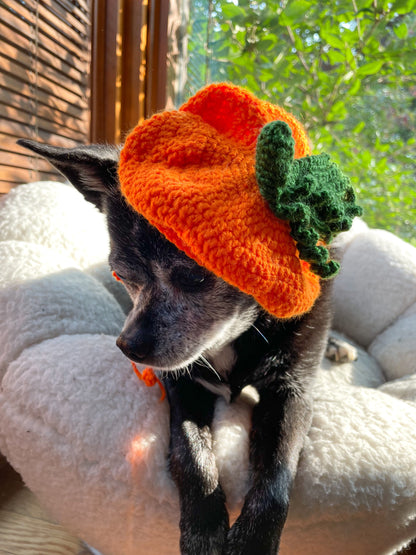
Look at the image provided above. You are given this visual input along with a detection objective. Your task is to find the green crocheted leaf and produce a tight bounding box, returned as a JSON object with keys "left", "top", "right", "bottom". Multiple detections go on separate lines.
{"left": 255, "top": 120, "right": 363, "bottom": 278}
{"left": 255, "top": 118, "right": 295, "bottom": 207}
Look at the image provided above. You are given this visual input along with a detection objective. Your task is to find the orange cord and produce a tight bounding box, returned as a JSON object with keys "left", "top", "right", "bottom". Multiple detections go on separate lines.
{"left": 131, "top": 361, "right": 166, "bottom": 402}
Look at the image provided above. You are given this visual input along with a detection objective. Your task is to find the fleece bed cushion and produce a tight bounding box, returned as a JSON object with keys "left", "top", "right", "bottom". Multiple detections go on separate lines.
{"left": 0, "top": 181, "right": 416, "bottom": 555}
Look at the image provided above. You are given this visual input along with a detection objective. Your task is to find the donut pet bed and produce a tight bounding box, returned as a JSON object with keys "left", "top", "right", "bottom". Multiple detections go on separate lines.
{"left": 0, "top": 179, "right": 416, "bottom": 555}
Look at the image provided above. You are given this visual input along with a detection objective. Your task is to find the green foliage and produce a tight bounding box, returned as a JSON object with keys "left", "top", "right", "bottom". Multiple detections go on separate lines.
{"left": 182, "top": 0, "right": 416, "bottom": 244}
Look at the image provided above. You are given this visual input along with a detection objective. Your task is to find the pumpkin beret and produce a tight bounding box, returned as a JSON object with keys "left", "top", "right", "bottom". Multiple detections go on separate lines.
{"left": 118, "top": 83, "right": 361, "bottom": 319}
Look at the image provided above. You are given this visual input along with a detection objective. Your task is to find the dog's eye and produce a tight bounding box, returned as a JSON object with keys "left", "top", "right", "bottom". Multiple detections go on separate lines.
{"left": 171, "top": 268, "right": 210, "bottom": 291}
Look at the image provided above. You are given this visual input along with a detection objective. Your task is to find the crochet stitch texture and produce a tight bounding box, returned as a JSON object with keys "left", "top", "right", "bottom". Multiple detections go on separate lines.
{"left": 256, "top": 120, "right": 362, "bottom": 278}
{"left": 119, "top": 83, "right": 360, "bottom": 319}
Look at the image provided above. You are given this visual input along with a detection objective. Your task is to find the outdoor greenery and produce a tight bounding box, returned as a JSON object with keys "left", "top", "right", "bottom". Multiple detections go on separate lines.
{"left": 181, "top": 0, "right": 416, "bottom": 244}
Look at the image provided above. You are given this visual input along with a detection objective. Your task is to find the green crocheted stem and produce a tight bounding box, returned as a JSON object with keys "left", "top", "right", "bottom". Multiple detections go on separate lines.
{"left": 255, "top": 120, "right": 363, "bottom": 279}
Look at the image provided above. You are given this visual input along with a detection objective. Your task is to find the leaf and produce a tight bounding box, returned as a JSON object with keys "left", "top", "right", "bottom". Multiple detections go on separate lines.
{"left": 259, "top": 36, "right": 278, "bottom": 52}
{"left": 321, "top": 31, "right": 346, "bottom": 50}
{"left": 348, "top": 78, "right": 361, "bottom": 95}
{"left": 280, "top": 0, "right": 312, "bottom": 24}
{"left": 244, "top": 74, "right": 259, "bottom": 90}
{"left": 353, "top": 121, "right": 366, "bottom": 133}
{"left": 394, "top": 23, "right": 408, "bottom": 39}
{"left": 392, "top": 0, "right": 416, "bottom": 13}
{"left": 357, "top": 60, "right": 385, "bottom": 76}
{"left": 331, "top": 100, "right": 347, "bottom": 115}
{"left": 327, "top": 49, "right": 346, "bottom": 64}
{"left": 220, "top": 4, "right": 247, "bottom": 20}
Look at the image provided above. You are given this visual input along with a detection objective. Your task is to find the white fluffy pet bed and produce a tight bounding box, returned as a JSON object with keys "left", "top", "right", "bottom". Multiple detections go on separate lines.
{"left": 1, "top": 181, "right": 416, "bottom": 555}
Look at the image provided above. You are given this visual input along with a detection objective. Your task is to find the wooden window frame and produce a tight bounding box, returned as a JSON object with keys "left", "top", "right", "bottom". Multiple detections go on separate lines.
{"left": 90, "top": 0, "right": 169, "bottom": 146}
{"left": 90, "top": 0, "right": 119, "bottom": 144}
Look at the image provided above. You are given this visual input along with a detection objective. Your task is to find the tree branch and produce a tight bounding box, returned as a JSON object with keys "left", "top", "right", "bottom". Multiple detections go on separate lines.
{"left": 285, "top": 25, "right": 311, "bottom": 74}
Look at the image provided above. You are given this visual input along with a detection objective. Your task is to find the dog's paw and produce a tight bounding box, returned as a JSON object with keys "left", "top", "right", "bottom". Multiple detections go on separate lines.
{"left": 325, "top": 335, "right": 358, "bottom": 363}
{"left": 180, "top": 531, "right": 225, "bottom": 555}
{"left": 223, "top": 513, "right": 281, "bottom": 555}
{"left": 179, "top": 498, "right": 229, "bottom": 555}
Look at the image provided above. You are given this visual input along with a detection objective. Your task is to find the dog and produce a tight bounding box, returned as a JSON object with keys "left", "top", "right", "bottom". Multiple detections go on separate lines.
{"left": 18, "top": 138, "right": 336, "bottom": 554}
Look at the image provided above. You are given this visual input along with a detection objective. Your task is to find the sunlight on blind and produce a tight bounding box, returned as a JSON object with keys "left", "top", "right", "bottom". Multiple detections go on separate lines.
{"left": 0, "top": 0, "right": 92, "bottom": 192}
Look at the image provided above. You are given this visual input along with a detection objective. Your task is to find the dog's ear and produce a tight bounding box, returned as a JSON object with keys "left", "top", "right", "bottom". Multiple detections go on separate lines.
{"left": 17, "top": 139, "right": 121, "bottom": 211}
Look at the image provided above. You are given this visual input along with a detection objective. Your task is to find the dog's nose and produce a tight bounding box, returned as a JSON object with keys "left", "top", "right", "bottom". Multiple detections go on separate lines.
{"left": 116, "top": 333, "right": 152, "bottom": 362}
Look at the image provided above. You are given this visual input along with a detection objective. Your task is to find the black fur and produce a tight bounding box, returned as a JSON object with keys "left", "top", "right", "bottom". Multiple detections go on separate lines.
{"left": 19, "top": 140, "right": 333, "bottom": 554}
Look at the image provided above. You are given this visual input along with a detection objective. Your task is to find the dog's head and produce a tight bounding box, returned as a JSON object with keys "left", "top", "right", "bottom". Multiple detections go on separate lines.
{"left": 18, "top": 140, "right": 260, "bottom": 371}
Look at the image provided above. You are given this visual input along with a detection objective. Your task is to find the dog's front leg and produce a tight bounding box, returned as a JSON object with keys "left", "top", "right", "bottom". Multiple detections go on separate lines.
{"left": 165, "top": 376, "right": 229, "bottom": 555}
{"left": 224, "top": 386, "right": 312, "bottom": 554}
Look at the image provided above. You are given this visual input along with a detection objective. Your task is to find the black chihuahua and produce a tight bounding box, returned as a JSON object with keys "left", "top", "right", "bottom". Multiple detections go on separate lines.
{"left": 19, "top": 138, "right": 336, "bottom": 554}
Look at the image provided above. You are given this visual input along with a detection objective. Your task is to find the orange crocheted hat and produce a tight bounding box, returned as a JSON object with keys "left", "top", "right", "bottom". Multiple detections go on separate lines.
{"left": 118, "top": 83, "right": 360, "bottom": 318}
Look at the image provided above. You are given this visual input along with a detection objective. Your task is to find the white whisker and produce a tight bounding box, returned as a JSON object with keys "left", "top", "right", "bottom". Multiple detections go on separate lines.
{"left": 251, "top": 324, "right": 269, "bottom": 344}
{"left": 199, "top": 355, "right": 222, "bottom": 381}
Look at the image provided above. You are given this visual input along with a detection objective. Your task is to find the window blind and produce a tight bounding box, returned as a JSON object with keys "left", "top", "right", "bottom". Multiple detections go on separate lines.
{"left": 0, "top": 0, "right": 92, "bottom": 193}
